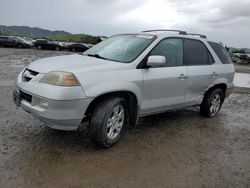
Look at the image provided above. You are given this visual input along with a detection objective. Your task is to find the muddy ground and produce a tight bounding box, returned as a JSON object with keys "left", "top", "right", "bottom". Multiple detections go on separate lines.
{"left": 0, "top": 48, "right": 250, "bottom": 188}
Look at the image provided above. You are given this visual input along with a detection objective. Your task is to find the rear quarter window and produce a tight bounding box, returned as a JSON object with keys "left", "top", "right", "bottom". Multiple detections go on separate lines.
{"left": 208, "top": 42, "right": 232, "bottom": 64}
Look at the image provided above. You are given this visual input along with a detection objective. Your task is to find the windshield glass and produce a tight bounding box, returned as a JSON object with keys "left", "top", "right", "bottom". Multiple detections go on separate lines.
{"left": 83, "top": 34, "right": 156, "bottom": 63}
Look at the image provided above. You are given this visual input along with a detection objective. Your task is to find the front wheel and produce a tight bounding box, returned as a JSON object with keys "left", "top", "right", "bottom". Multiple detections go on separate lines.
{"left": 90, "top": 97, "right": 126, "bottom": 148}
{"left": 200, "top": 88, "right": 224, "bottom": 118}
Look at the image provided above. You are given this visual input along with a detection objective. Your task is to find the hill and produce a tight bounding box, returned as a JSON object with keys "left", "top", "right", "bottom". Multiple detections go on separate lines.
{"left": 48, "top": 34, "right": 101, "bottom": 44}
{"left": 0, "top": 25, "right": 102, "bottom": 44}
{"left": 0, "top": 25, "right": 70, "bottom": 38}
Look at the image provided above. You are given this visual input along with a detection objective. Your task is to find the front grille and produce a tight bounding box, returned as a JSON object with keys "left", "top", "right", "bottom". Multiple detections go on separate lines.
{"left": 22, "top": 68, "right": 39, "bottom": 82}
{"left": 20, "top": 90, "right": 32, "bottom": 103}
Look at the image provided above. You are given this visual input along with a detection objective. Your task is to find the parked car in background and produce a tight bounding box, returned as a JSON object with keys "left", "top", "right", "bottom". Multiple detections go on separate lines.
{"left": 67, "top": 43, "right": 89, "bottom": 52}
{"left": 0, "top": 36, "right": 30, "bottom": 48}
{"left": 33, "top": 39, "right": 62, "bottom": 50}
{"left": 12, "top": 36, "right": 33, "bottom": 48}
{"left": 13, "top": 30, "right": 235, "bottom": 148}
{"left": 21, "top": 37, "right": 34, "bottom": 47}
{"left": 22, "top": 37, "right": 34, "bottom": 42}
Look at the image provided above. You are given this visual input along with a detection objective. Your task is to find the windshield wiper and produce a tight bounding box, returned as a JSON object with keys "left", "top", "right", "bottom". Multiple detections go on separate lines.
{"left": 85, "top": 53, "right": 107, "bottom": 60}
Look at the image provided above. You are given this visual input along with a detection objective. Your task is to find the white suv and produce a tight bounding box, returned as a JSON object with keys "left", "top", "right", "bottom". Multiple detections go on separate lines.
{"left": 13, "top": 30, "right": 235, "bottom": 148}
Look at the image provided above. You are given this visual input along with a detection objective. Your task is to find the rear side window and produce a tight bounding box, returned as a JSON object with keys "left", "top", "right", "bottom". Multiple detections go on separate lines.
{"left": 208, "top": 42, "right": 232, "bottom": 64}
{"left": 184, "top": 39, "right": 213, "bottom": 65}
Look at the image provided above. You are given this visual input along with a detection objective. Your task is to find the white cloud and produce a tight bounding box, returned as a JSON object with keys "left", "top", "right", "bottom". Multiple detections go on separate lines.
{"left": 0, "top": 0, "right": 250, "bottom": 47}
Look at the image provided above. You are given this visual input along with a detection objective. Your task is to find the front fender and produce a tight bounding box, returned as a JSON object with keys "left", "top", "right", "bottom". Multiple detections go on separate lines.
{"left": 83, "top": 82, "right": 143, "bottom": 105}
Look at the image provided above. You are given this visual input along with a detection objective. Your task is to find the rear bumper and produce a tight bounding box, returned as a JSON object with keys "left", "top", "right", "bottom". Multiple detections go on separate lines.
{"left": 226, "top": 83, "right": 234, "bottom": 98}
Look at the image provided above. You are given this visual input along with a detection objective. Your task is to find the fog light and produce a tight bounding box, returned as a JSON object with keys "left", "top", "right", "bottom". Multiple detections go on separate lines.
{"left": 39, "top": 99, "right": 48, "bottom": 108}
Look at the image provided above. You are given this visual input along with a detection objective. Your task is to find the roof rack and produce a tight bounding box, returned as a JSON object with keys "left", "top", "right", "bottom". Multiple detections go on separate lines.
{"left": 186, "top": 33, "right": 207, "bottom": 39}
{"left": 142, "top": 29, "right": 187, "bottom": 35}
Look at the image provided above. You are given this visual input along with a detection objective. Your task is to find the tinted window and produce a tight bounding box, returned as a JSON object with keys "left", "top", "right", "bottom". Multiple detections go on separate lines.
{"left": 8, "top": 37, "right": 15, "bottom": 41}
{"left": 208, "top": 42, "right": 232, "bottom": 64}
{"left": 0, "top": 37, "right": 8, "bottom": 40}
{"left": 150, "top": 38, "right": 183, "bottom": 67}
{"left": 185, "top": 39, "right": 212, "bottom": 65}
{"left": 36, "top": 40, "right": 47, "bottom": 43}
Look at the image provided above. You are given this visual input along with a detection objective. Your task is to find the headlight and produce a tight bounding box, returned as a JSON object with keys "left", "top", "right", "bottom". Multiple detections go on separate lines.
{"left": 39, "top": 71, "right": 80, "bottom": 86}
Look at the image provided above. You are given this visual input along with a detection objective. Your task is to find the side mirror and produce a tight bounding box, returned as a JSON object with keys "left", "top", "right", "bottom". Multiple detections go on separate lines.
{"left": 146, "top": 55, "right": 166, "bottom": 67}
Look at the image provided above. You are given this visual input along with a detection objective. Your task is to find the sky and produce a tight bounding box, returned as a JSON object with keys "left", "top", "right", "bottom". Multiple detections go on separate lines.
{"left": 0, "top": 0, "right": 250, "bottom": 48}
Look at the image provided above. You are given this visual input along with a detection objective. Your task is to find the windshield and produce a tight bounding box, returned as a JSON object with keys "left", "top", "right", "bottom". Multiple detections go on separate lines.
{"left": 83, "top": 34, "right": 156, "bottom": 63}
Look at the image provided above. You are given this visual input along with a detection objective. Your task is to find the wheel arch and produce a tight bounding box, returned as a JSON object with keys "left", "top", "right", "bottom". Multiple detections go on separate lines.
{"left": 204, "top": 83, "right": 227, "bottom": 102}
{"left": 84, "top": 91, "right": 139, "bottom": 126}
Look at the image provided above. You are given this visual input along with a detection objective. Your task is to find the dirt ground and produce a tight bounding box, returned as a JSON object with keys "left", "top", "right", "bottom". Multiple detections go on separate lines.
{"left": 0, "top": 48, "right": 250, "bottom": 188}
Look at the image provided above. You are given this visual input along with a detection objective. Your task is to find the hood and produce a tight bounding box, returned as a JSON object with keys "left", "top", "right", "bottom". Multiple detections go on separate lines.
{"left": 27, "top": 54, "right": 125, "bottom": 73}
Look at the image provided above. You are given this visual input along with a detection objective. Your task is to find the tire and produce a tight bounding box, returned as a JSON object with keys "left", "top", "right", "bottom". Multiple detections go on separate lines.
{"left": 55, "top": 46, "right": 60, "bottom": 51}
{"left": 37, "top": 45, "right": 42, "bottom": 50}
{"left": 90, "top": 97, "right": 126, "bottom": 148}
{"left": 72, "top": 48, "right": 76, "bottom": 52}
{"left": 200, "top": 88, "right": 224, "bottom": 118}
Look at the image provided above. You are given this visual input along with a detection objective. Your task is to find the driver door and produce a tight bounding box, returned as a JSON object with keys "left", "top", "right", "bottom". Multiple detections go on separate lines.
{"left": 140, "top": 38, "right": 188, "bottom": 115}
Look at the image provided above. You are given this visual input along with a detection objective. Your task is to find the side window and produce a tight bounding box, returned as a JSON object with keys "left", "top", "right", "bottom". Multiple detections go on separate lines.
{"left": 0, "top": 37, "right": 7, "bottom": 40}
{"left": 7, "top": 37, "right": 15, "bottom": 41}
{"left": 150, "top": 38, "right": 183, "bottom": 67}
{"left": 208, "top": 42, "right": 232, "bottom": 64}
{"left": 185, "top": 39, "right": 212, "bottom": 65}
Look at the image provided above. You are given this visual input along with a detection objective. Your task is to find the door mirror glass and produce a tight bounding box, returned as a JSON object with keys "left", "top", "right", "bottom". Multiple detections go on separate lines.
{"left": 147, "top": 55, "right": 166, "bottom": 67}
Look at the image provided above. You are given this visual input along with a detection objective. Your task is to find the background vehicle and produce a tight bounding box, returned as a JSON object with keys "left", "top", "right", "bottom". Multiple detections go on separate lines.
{"left": 0, "top": 36, "right": 29, "bottom": 48}
{"left": 12, "top": 36, "right": 33, "bottom": 48}
{"left": 14, "top": 30, "right": 235, "bottom": 148}
{"left": 67, "top": 43, "right": 89, "bottom": 52}
{"left": 33, "top": 39, "right": 62, "bottom": 50}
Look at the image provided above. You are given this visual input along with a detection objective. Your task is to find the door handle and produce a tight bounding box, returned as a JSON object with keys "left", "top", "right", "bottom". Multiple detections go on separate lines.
{"left": 211, "top": 72, "right": 218, "bottom": 77}
{"left": 178, "top": 74, "right": 188, "bottom": 79}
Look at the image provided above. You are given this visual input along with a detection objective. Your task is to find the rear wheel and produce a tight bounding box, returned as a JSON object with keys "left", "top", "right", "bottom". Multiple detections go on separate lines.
{"left": 55, "top": 46, "right": 60, "bottom": 51}
{"left": 90, "top": 97, "right": 126, "bottom": 148}
{"left": 200, "top": 88, "right": 224, "bottom": 117}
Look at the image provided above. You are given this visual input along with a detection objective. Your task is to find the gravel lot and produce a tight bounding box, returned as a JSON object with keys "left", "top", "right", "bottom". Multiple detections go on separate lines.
{"left": 0, "top": 48, "right": 250, "bottom": 188}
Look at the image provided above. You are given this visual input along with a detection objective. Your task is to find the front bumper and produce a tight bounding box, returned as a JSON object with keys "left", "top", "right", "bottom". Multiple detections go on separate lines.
{"left": 14, "top": 69, "right": 92, "bottom": 131}
{"left": 16, "top": 91, "right": 92, "bottom": 130}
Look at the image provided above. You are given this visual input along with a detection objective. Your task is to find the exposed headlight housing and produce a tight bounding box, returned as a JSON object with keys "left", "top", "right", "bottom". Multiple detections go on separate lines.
{"left": 39, "top": 71, "right": 80, "bottom": 86}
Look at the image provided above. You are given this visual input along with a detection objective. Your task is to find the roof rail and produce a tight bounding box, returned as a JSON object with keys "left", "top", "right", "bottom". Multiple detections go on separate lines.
{"left": 187, "top": 33, "right": 207, "bottom": 39}
{"left": 142, "top": 29, "right": 187, "bottom": 35}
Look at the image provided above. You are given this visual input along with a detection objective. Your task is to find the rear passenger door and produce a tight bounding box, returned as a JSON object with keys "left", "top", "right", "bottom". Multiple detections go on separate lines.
{"left": 184, "top": 39, "right": 215, "bottom": 105}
